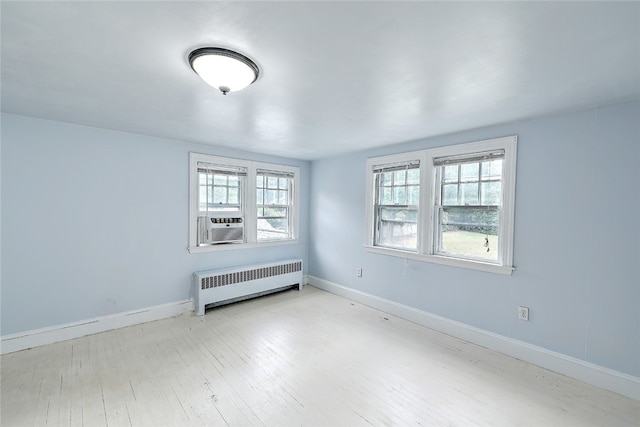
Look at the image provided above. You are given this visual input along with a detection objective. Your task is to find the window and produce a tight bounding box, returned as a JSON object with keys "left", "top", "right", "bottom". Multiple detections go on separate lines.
{"left": 373, "top": 161, "right": 420, "bottom": 251}
{"left": 256, "top": 170, "right": 295, "bottom": 241}
{"left": 365, "top": 136, "right": 517, "bottom": 274}
{"left": 196, "top": 163, "right": 247, "bottom": 246}
{"left": 433, "top": 152, "right": 503, "bottom": 263}
{"left": 189, "top": 153, "right": 299, "bottom": 253}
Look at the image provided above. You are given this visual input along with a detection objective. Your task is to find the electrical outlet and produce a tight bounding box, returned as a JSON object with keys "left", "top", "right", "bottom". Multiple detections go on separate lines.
{"left": 356, "top": 268, "right": 363, "bottom": 277}
{"left": 518, "top": 306, "right": 529, "bottom": 321}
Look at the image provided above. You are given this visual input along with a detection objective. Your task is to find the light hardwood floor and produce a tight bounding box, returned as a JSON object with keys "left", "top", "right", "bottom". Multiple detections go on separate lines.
{"left": 1, "top": 286, "right": 638, "bottom": 426}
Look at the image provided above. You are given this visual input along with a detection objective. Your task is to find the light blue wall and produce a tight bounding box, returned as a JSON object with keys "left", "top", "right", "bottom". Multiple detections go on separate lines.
{"left": 1, "top": 113, "right": 310, "bottom": 335}
{"left": 3, "top": 102, "right": 639, "bottom": 378}
{"left": 309, "top": 101, "right": 640, "bottom": 377}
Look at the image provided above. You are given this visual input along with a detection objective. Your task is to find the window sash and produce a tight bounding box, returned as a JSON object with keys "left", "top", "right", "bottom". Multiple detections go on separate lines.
{"left": 433, "top": 205, "right": 501, "bottom": 263}
{"left": 198, "top": 171, "right": 244, "bottom": 213}
{"left": 435, "top": 157, "right": 503, "bottom": 208}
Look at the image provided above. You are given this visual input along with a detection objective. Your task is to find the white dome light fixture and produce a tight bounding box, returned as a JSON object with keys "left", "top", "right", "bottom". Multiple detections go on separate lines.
{"left": 188, "top": 47, "right": 259, "bottom": 95}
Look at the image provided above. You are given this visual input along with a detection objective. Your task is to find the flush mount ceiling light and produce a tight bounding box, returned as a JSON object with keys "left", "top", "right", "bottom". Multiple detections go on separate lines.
{"left": 188, "top": 47, "right": 259, "bottom": 95}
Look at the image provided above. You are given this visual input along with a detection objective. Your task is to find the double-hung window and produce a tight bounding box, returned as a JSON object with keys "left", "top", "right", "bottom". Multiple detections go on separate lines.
{"left": 372, "top": 161, "right": 420, "bottom": 251}
{"left": 189, "top": 153, "right": 299, "bottom": 253}
{"left": 196, "top": 163, "right": 246, "bottom": 246}
{"left": 433, "top": 151, "right": 503, "bottom": 263}
{"left": 256, "top": 170, "right": 295, "bottom": 241}
{"left": 365, "top": 136, "right": 517, "bottom": 274}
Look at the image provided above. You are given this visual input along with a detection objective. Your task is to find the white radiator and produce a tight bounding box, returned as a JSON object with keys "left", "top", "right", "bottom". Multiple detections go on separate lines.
{"left": 193, "top": 259, "right": 303, "bottom": 315}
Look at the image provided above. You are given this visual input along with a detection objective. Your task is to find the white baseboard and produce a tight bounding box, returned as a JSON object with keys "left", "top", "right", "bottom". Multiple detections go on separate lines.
{"left": 0, "top": 299, "right": 194, "bottom": 355}
{"left": 1, "top": 277, "right": 311, "bottom": 356}
{"left": 308, "top": 275, "right": 640, "bottom": 401}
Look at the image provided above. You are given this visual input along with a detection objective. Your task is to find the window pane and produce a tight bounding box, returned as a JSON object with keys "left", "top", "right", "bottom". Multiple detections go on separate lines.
{"left": 380, "top": 207, "right": 418, "bottom": 222}
{"left": 198, "top": 187, "right": 207, "bottom": 210}
{"left": 278, "top": 178, "right": 288, "bottom": 189}
{"left": 444, "top": 165, "right": 458, "bottom": 183}
{"left": 461, "top": 163, "right": 479, "bottom": 181}
{"left": 228, "top": 176, "right": 239, "bottom": 186}
{"left": 278, "top": 190, "right": 288, "bottom": 205}
{"left": 381, "top": 188, "right": 392, "bottom": 205}
{"left": 407, "top": 185, "right": 420, "bottom": 206}
{"left": 481, "top": 181, "right": 501, "bottom": 206}
{"left": 481, "top": 159, "right": 503, "bottom": 180}
{"left": 213, "top": 187, "right": 226, "bottom": 204}
{"left": 393, "top": 187, "right": 406, "bottom": 205}
{"left": 256, "top": 175, "right": 264, "bottom": 187}
{"left": 442, "top": 184, "right": 458, "bottom": 205}
{"left": 228, "top": 187, "right": 238, "bottom": 204}
{"left": 262, "top": 207, "right": 287, "bottom": 217}
{"left": 407, "top": 168, "right": 420, "bottom": 184}
{"left": 438, "top": 207, "right": 499, "bottom": 262}
{"left": 267, "top": 218, "right": 287, "bottom": 230}
{"left": 394, "top": 170, "right": 406, "bottom": 185}
{"left": 381, "top": 172, "right": 392, "bottom": 186}
{"left": 267, "top": 177, "right": 278, "bottom": 189}
{"left": 256, "top": 189, "right": 263, "bottom": 204}
{"left": 257, "top": 207, "right": 290, "bottom": 241}
{"left": 266, "top": 189, "right": 278, "bottom": 204}
{"left": 460, "top": 183, "right": 479, "bottom": 205}
{"left": 376, "top": 207, "right": 418, "bottom": 251}
{"left": 258, "top": 218, "right": 287, "bottom": 233}
{"left": 199, "top": 173, "right": 207, "bottom": 185}
{"left": 213, "top": 175, "right": 227, "bottom": 186}
{"left": 377, "top": 222, "right": 417, "bottom": 251}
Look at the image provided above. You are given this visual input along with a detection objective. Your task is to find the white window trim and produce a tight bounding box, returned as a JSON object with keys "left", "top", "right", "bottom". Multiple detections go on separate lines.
{"left": 365, "top": 136, "right": 517, "bottom": 275}
{"left": 188, "top": 153, "right": 300, "bottom": 253}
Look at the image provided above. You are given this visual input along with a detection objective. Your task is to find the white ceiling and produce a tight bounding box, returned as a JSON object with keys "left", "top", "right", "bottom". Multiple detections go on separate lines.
{"left": 2, "top": 1, "right": 639, "bottom": 160}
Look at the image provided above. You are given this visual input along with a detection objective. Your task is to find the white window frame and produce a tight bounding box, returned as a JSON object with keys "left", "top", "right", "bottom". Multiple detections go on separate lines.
{"left": 365, "top": 136, "right": 517, "bottom": 275}
{"left": 188, "top": 153, "right": 300, "bottom": 253}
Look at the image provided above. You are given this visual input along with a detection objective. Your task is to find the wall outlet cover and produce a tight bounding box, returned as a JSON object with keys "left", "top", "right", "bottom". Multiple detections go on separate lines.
{"left": 518, "top": 306, "right": 529, "bottom": 321}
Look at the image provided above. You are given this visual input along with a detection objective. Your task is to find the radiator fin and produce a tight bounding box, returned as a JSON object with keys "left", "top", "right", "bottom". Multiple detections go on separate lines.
{"left": 201, "top": 261, "right": 302, "bottom": 290}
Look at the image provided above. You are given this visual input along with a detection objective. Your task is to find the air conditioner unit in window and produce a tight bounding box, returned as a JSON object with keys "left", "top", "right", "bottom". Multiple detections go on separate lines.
{"left": 206, "top": 213, "right": 244, "bottom": 244}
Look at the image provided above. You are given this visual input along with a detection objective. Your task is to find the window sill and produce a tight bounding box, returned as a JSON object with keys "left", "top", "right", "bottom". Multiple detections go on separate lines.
{"left": 189, "top": 239, "right": 299, "bottom": 254}
{"left": 364, "top": 245, "right": 514, "bottom": 275}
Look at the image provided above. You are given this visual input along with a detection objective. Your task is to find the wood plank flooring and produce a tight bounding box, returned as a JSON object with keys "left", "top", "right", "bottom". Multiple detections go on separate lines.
{"left": 1, "top": 286, "right": 638, "bottom": 426}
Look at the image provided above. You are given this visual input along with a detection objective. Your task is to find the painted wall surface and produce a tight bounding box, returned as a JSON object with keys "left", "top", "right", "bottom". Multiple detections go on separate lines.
{"left": 1, "top": 113, "right": 310, "bottom": 336}
{"left": 309, "top": 101, "right": 640, "bottom": 377}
